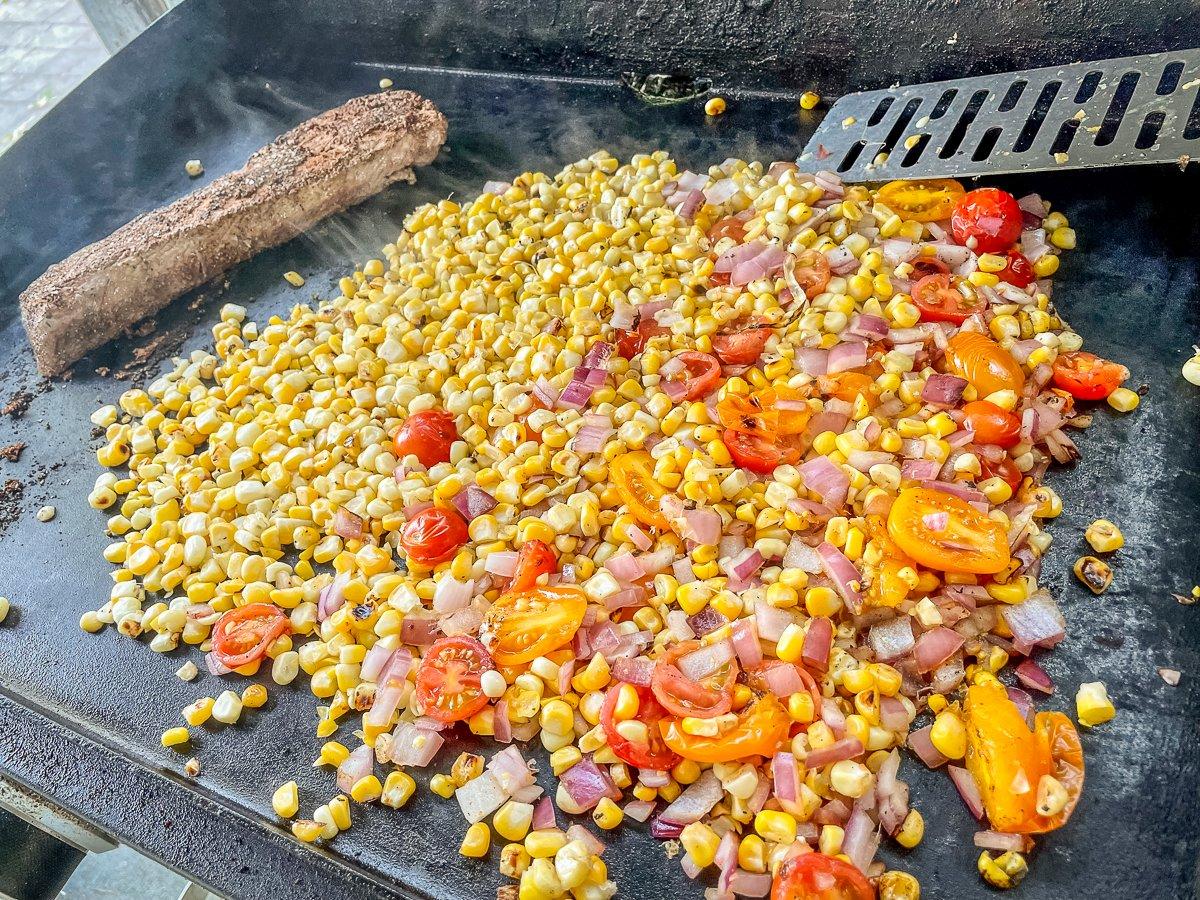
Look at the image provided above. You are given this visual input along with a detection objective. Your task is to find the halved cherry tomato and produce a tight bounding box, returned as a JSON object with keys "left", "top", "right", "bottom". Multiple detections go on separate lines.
{"left": 399, "top": 506, "right": 468, "bottom": 566}
{"left": 911, "top": 273, "right": 985, "bottom": 325}
{"left": 661, "top": 694, "right": 791, "bottom": 763}
{"left": 961, "top": 399, "right": 1021, "bottom": 448}
{"left": 771, "top": 851, "right": 876, "bottom": 900}
{"left": 774, "top": 386, "right": 814, "bottom": 435}
{"left": 717, "top": 392, "right": 779, "bottom": 438}
{"left": 877, "top": 178, "right": 966, "bottom": 223}
{"left": 610, "top": 451, "right": 669, "bottom": 530}
{"left": 788, "top": 249, "right": 832, "bottom": 300}
{"left": 1051, "top": 351, "right": 1129, "bottom": 400}
{"left": 708, "top": 215, "right": 748, "bottom": 244}
{"left": 211, "top": 603, "right": 291, "bottom": 669}
{"left": 964, "top": 680, "right": 1084, "bottom": 834}
{"left": 998, "top": 248, "right": 1035, "bottom": 288}
{"left": 746, "top": 661, "right": 823, "bottom": 709}
{"left": 909, "top": 255, "right": 951, "bottom": 279}
{"left": 712, "top": 318, "right": 773, "bottom": 366}
{"left": 818, "top": 372, "right": 878, "bottom": 410}
{"left": 393, "top": 410, "right": 457, "bottom": 468}
{"left": 723, "top": 428, "right": 786, "bottom": 474}
{"left": 951, "top": 187, "right": 1023, "bottom": 254}
{"left": 664, "top": 351, "right": 721, "bottom": 400}
{"left": 511, "top": 539, "right": 557, "bottom": 591}
{"left": 481, "top": 585, "right": 587, "bottom": 666}
{"left": 615, "top": 313, "right": 670, "bottom": 359}
{"left": 980, "top": 456, "right": 1022, "bottom": 493}
{"left": 887, "top": 486, "right": 1010, "bottom": 574}
{"left": 943, "top": 331, "right": 1026, "bottom": 397}
{"left": 651, "top": 640, "right": 738, "bottom": 719}
{"left": 415, "top": 636, "right": 495, "bottom": 723}
{"left": 601, "top": 682, "right": 681, "bottom": 770}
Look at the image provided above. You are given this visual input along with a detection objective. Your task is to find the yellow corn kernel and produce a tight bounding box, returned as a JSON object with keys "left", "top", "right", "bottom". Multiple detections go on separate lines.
{"left": 272, "top": 781, "right": 299, "bottom": 818}
{"left": 704, "top": 96, "right": 727, "bottom": 116}
{"left": 612, "top": 682, "right": 640, "bottom": 721}
{"left": 525, "top": 829, "right": 568, "bottom": 858}
{"left": 818, "top": 824, "right": 844, "bottom": 856}
{"left": 1033, "top": 254, "right": 1059, "bottom": 278}
{"left": 878, "top": 871, "right": 921, "bottom": 900}
{"left": 495, "top": 800, "right": 536, "bottom": 841}
{"left": 1073, "top": 555, "right": 1113, "bottom": 594}
{"left": 350, "top": 775, "right": 383, "bottom": 803}
{"left": 1085, "top": 519, "right": 1124, "bottom": 553}
{"left": 160, "top": 727, "right": 190, "bottom": 748}
{"left": 1076, "top": 681, "right": 1116, "bottom": 726}
{"left": 430, "top": 773, "right": 457, "bottom": 798}
{"left": 775, "top": 623, "right": 805, "bottom": 663}
{"left": 800, "top": 91, "right": 821, "bottom": 110}
{"left": 986, "top": 578, "right": 1030, "bottom": 604}
{"left": 788, "top": 691, "right": 816, "bottom": 723}
{"left": 550, "top": 746, "right": 583, "bottom": 776}
{"left": 592, "top": 797, "right": 624, "bottom": 830}
{"left": 1105, "top": 386, "right": 1138, "bottom": 412}
{"left": 381, "top": 770, "right": 417, "bottom": 809}
{"left": 291, "top": 820, "right": 323, "bottom": 843}
{"left": 316, "top": 741, "right": 350, "bottom": 767}
{"left": 805, "top": 586, "right": 842, "bottom": 617}
{"left": 241, "top": 683, "right": 268, "bottom": 708}
{"left": 930, "top": 710, "right": 967, "bottom": 759}
{"left": 738, "top": 833, "right": 767, "bottom": 873}
{"left": 754, "top": 810, "right": 798, "bottom": 844}
{"left": 182, "top": 697, "right": 215, "bottom": 727}
{"left": 896, "top": 809, "right": 924, "bottom": 848}
{"left": 460, "top": 822, "right": 491, "bottom": 858}
{"left": 680, "top": 822, "right": 721, "bottom": 868}
{"left": 978, "top": 476, "right": 1013, "bottom": 504}
{"left": 501, "top": 842, "right": 532, "bottom": 879}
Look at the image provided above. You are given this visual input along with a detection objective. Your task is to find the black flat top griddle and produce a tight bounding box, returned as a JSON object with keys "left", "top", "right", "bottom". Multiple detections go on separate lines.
{"left": 1, "top": 1, "right": 1200, "bottom": 898}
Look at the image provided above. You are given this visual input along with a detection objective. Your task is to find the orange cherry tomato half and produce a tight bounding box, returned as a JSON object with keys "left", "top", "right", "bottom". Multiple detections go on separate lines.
{"left": 708, "top": 215, "right": 748, "bottom": 244}
{"left": 961, "top": 400, "right": 1021, "bottom": 448}
{"left": 999, "top": 248, "right": 1036, "bottom": 288}
{"left": 943, "top": 331, "right": 1026, "bottom": 397}
{"left": 511, "top": 539, "right": 557, "bottom": 592}
{"left": 651, "top": 640, "right": 738, "bottom": 719}
{"left": 601, "top": 682, "right": 681, "bottom": 770}
{"left": 393, "top": 410, "right": 458, "bottom": 469}
{"left": 774, "top": 385, "right": 814, "bottom": 435}
{"left": 712, "top": 318, "right": 773, "bottom": 366}
{"left": 887, "top": 487, "right": 1010, "bottom": 575}
{"left": 610, "top": 451, "right": 669, "bottom": 530}
{"left": 415, "top": 636, "right": 495, "bottom": 723}
{"left": 818, "top": 372, "right": 878, "bottom": 410}
{"left": 399, "top": 506, "right": 469, "bottom": 566}
{"left": 661, "top": 694, "right": 792, "bottom": 763}
{"left": 211, "top": 603, "right": 291, "bottom": 669}
{"left": 723, "top": 428, "right": 786, "bottom": 474}
{"left": 909, "top": 255, "right": 951, "bottom": 279}
{"left": 788, "top": 249, "right": 832, "bottom": 300}
{"left": 964, "top": 681, "right": 1084, "bottom": 834}
{"left": 481, "top": 585, "right": 588, "bottom": 666}
{"left": 1051, "top": 351, "right": 1129, "bottom": 400}
{"left": 877, "top": 178, "right": 966, "bottom": 223}
{"left": 951, "top": 187, "right": 1023, "bottom": 254}
{"left": 771, "top": 851, "right": 876, "bottom": 900}
{"left": 666, "top": 351, "right": 722, "bottom": 400}
{"left": 911, "top": 273, "right": 985, "bottom": 325}
{"left": 717, "top": 391, "right": 779, "bottom": 438}
{"left": 981, "top": 456, "right": 1023, "bottom": 493}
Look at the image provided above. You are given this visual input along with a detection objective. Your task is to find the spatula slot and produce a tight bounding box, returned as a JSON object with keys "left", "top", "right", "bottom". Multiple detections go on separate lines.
{"left": 929, "top": 89, "right": 958, "bottom": 120}
{"left": 1074, "top": 70, "right": 1104, "bottom": 104}
{"left": 1135, "top": 110, "right": 1166, "bottom": 149}
{"left": 868, "top": 96, "right": 895, "bottom": 126}
{"left": 901, "top": 133, "right": 932, "bottom": 167}
{"left": 939, "top": 89, "right": 990, "bottom": 158}
{"left": 879, "top": 97, "right": 923, "bottom": 157}
{"left": 972, "top": 126, "right": 1003, "bottom": 162}
{"left": 1156, "top": 60, "right": 1185, "bottom": 95}
{"left": 1095, "top": 71, "right": 1141, "bottom": 146}
{"left": 1013, "top": 81, "right": 1061, "bottom": 153}
{"left": 1050, "top": 118, "right": 1081, "bottom": 156}
{"left": 1186, "top": 88, "right": 1200, "bottom": 140}
{"left": 998, "top": 80, "right": 1027, "bottom": 112}
{"left": 837, "top": 140, "right": 870, "bottom": 173}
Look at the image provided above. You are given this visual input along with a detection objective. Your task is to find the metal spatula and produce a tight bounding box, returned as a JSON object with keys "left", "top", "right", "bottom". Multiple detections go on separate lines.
{"left": 802, "top": 48, "right": 1200, "bottom": 181}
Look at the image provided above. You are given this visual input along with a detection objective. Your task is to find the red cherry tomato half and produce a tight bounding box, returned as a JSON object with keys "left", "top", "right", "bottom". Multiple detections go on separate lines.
{"left": 211, "top": 603, "right": 291, "bottom": 669}
{"left": 650, "top": 640, "right": 738, "bottom": 719}
{"left": 399, "top": 506, "right": 469, "bottom": 566}
{"left": 415, "top": 636, "right": 495, "bottom": 723}
{"left": 961, "top": 400, "right": 1022, "bottom": 449}
{"left": 911, "top": 273, "right": 985, "bottom": 325}
{"left": 511, "top": 539, "right": 557, "bottom": 591}
{"left": 771, "top": 852, "right": 876, "bottom": 900}
{"left": 951, "top": 187, "right": 1024, "bottom": 254}
{"left": 712, "top": 319, "right": 773, "bottom": 366}
{"left": 393, "top": 410, "right": 458, "bottom": 469}
{"left": 600, "top": 682, "right": 681, "bottom": 770}
{"left": 1051, "top": 351, "right": 1129, "bottom": 400}
{"left": 723, "top": 428, "right": 786, "bottom": 474}
{"left": 667, "top": 351, "right": 722, "bottom": 401}
{"left": 999, "top": 248, "right": 1036, "bottom": 288}
{"left": 908, "top": 256, "right": 951, "bottom": 279}
{"left": 615, "top": 314, "right": 670, "bottom": 359}
{"left": 981, "top": 456, "right": 1023, "bottom": 493}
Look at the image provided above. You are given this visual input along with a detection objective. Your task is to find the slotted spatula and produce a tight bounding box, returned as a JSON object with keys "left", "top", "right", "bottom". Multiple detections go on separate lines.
{"left": 802, "top": 49, "right": 1200, "bottom": 181}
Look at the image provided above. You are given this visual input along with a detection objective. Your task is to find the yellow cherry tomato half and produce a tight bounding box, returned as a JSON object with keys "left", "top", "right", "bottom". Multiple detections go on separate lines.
{"left": 660, "top": 694, "right": 791, "bottom": 763}
{"left": 877, "top": 178, "right": 966, "bottom": 222}
{"left": 609, "top": 451, "right": 669, "bottom": 530}
{"left": 481, "top": 585, "right": 587, "bottom": 666}
{"left": 943, "top": 331, "right": 1026, "bottom": 397}
{"left": 887, "top": 487, "right": 1010, "bottom": 574}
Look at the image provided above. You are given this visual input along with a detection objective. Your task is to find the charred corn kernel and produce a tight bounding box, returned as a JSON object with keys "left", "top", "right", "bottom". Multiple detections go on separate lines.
{"left": 1076, "top": 681, "right": 1116, "bottom": 726}
{"left": 704, "top": 97, "right": 727, "bottom": 116}
{"left": 183, "top": 697, "right": 214, "bottom": 726}
{"left": 272, "top": 781, "right": 299, "bottom": 818}
{"left": 241, "top": 683, "right": 268, "bottom": 708}
{"left": 1107, "top": 387, "right": 1139, "bottom": 412}
{"left": 1036, "top": 774, "right": 1069, "bottom": 817}
{"left": 878, "top": 871, "right": 921, "bottom": 900}
{"left": 930, "top": 710, "right": 967, "bottom": 759}
{"left": 160, "top": 727, "right": 189, "bottom": 747}
{"left": 430, "top": 773, "right": 456, "bottom": 798}
{"left": 460, "top": 822, "right": 491, "bottom": 857}
{"left": 451, "top": 752, "right": 485, "bottom": 786}
{"left": 550, "top": 746, "right": 583, "bottom": 776}
{"left": 350, "top": 775, "right": 382, "bottom": 803}
{"left": 495, "top": 800, "right": 536, "bottom": 841}
{"left": 291, "top": 820, "right": 323, "bottom": 842}
{"left": 501, "top": 843, "right": 532, "bottom": 879}
{"left": 1032, "top": 486, "right": 1062, "bottom": 518}
{"left": 680, "top": 822, "right": 721, "bottom": 868}
{"left": 1074, "top": 555, "right": 1113, "bottom": 594}
{"left": 379, "top": 770, "right": 415, "bottom": 809}
{"left": 1085, "top": 519, "right": 1124, "bottom": 553}
{"left": 525, "top": 829, "right": 568, "bottom": 858}
{"left": 896, "top": 809, "right": 924, "bottom": 848}
{"left": 979, "top": 850, "right": 1028, "bottom": 889}
{"left": 754, "top": 810, "right": 797, "bottom": 844}
{"left": 592, "top": 797, "right": 623, "bottom": 830}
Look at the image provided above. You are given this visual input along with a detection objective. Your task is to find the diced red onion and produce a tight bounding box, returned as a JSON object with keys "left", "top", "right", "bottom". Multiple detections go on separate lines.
{"left": 558, "top": 758, "right": 619, "bottom": 811}
{"left": 804, "top": 737, "right": 863, "bottom": 768}
{"left": 400, "top": 617, "right": 438, "bottom": 647}
{"left": 796, "top": 347, "right": 830, "bottom": 376}
{"left": 529, "top": 796, "right": 556, "bottom": 831}
{"left": 841, "top": 805, "right": 879, "bottom": 874}
{"left": 1007, "top": 686, "right": 1036, "bottom": 727}
{"left": 493, "top": 700, "right": 512, "bottom": 743}
{"left": 825, "top": 246, "right": 858, "bottom": 275}
{"left": 800, "top": 457, "right": 850, "bottom": 509}
{"left": 1017, "top": 193, "right": 1048, "bottom": 218}
{"left": 677, "top": 640, "right": 735, "bottom": 681}
{"left": 875, "top": 750, "right": 909, "bottom": 836}
{"left": 337, "top": 744, "right": 374, "bottom": 793}
{"left": 605, "top": 551, "right": 644, "bottom": 584}
{"left": 921, "top": 374, "right": 968, "bottom": 405}
{"left": 686, "top": 607, "right": 727, "bottom": 637}
{"left": 908, "top": 725, "right": 949, "bottom": 768}
{"left": 726, "top": 548, "right": 764, "bottom": 581}
{"left": 635, "top": 547, "right": 675, "bottom": 577}
{"left": 731, "top": 619, "right": 763, "bottom": 668}
{"left": 763, "top": 663, "right": 805, "bottom": 698}
{"left": 333, "top": 508, "right": 365, "bottom": 540}
{"left": 814, "top": 798, "right": 852, "bottom": 826}
{"left": 678, "top": 507, "right": 722, "bottom": 545}
{"left": 827, "top": 340, "right": 868, "bottom": 373}
{"left": 566, "top": 824, "right": 606, "bottom": 857}
{"left": 361, "top": 642, "right": 396, "bottom": 682}
{"left": 732, "top": 244, "right": 788, "bottom": 287}
{"left": 556, "top": 379, "right": 595, "bottom": 410}
{"left": 484, "top": 551, "right": 519, "bottom": 577}
{"left": 849, "top": 313, "right": 889, "bottom": 339}
{"left": 879, "top": 696, "right": 909, "bottom": 731}
{"left": 845, "top": 449, "right": 894, "bottom": 472}
{"left": 450, "top": 484, "right": 497, "bottom": 523}
{"left": 659, "top": 770, "right": 723, "bottom": 825}
{"left": 921, "top": 480, "right": 985, "bottom": 505}
{"left": 532, "top": 377, "right": 559, "bottom": 407}
{"left": 975, "top": 830, "right": 1029, "bottom": 852}
{"left": 1003, "top": 591, "right": 1066, "bottom": 654}
{"left": 868, "top": 617, "right": 915, "bottom": 661}
{"left": 1015, "top": 657, "right": 1054, "bottom": 694}
{"left": 817, "top": 542, "right": 863, "bottom": 613}
{"left": 729, "top": 871, "right": 772, "bottom": 897}
{"left": 754, "top": 599, "right": 797, "bottom": 642}
{"left": 1021, "top": 228, "right": 1051, "bottom": 261}
{"left": 801, "top": 617, "right": 833, "bottom": 672}
{"left": 317, "top": 570, "right": 351, "bottom": 622}
{"left": 624, "top": 799, "right": 655, "bottom": 823}
{"left": 715, "top": 240, "right": 767, "bottom": 273}
{"left": 949, "top": 765, "right": 985, "bottom": 820}
{"left": 611, "top": 656, "right": 655, "bottom": 687}
{"left": 574, "top": 413, "right": 614, "bottom": 454}
{"left": 914, "top": 627, "right": 965, "bottom": 674}
{"left": 901, "top": 459, "right": 940, "bottom": 481}
{"left": 389, "top": 722, "right": 444, "bottom": 768}
{"left": 626, "top": 523, "right": 653, "bottom": 551}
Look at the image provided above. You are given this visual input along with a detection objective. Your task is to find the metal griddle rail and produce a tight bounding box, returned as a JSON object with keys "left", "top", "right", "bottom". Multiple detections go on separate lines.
{"left": 1, "top": 1, "right": 1199, "bottom": 898}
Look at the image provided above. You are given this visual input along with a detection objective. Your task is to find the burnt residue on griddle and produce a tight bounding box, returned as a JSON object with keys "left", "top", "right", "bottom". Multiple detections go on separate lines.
{"left": 2, "top": 390, "right": 32, "bottom": 418}
{"left": 0, "top": 442, "right": 26, "bottom": 462}
{"left": 0, "top": 478, "right": 24, "bottom": 537}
